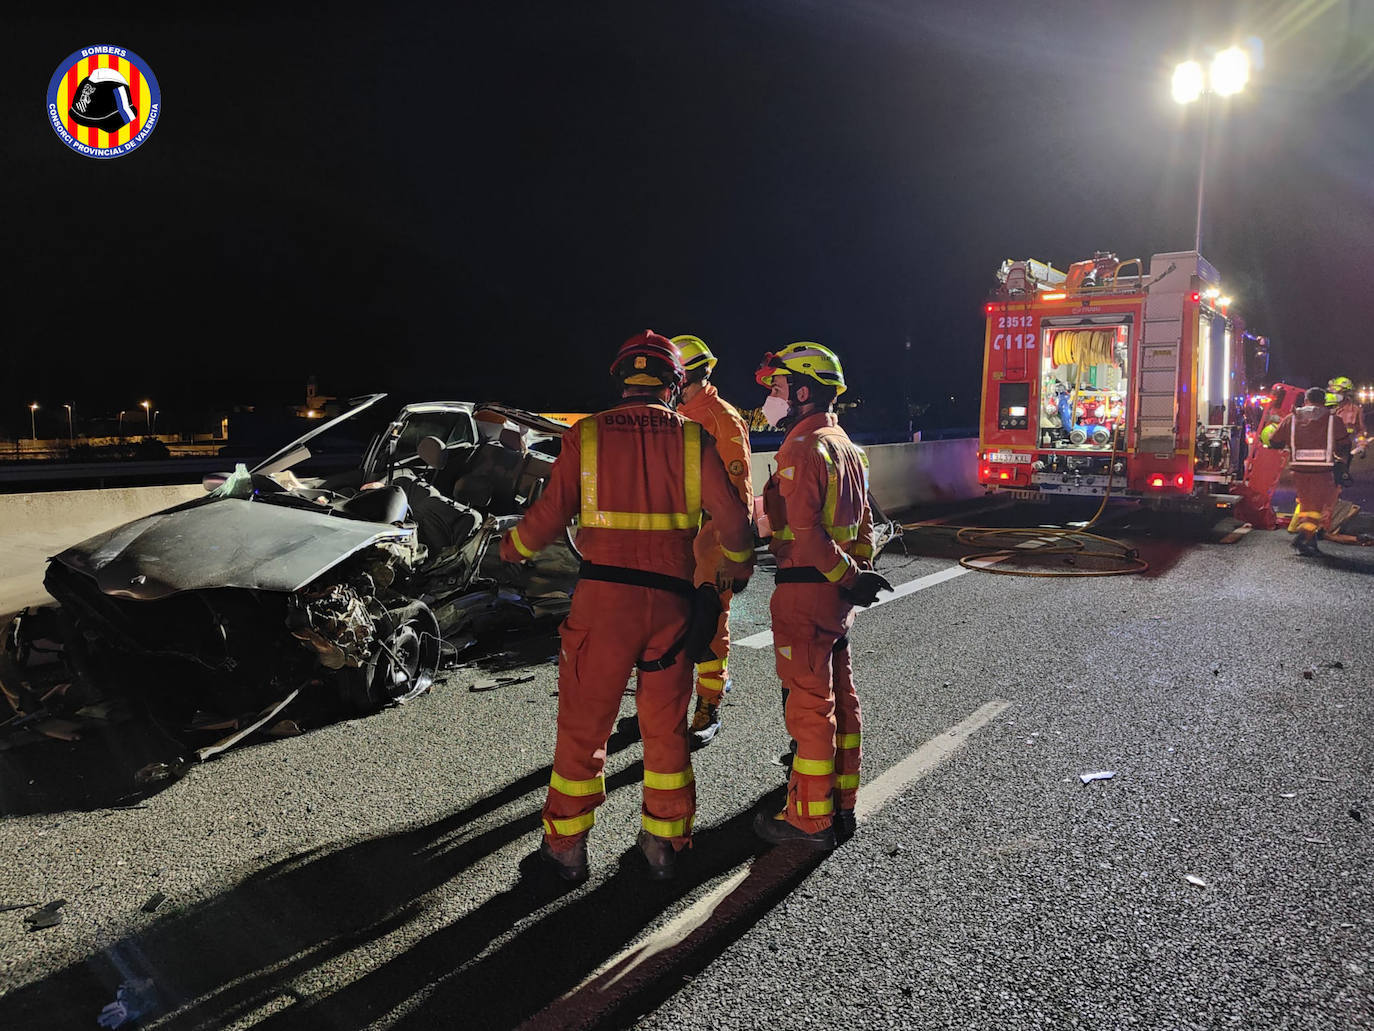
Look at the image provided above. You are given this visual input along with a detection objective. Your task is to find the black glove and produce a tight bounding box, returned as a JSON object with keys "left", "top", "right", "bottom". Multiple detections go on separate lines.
{"left": 839, "top": 569, "right": 893, "bottom": 607}
{"left": 684, "top": 584, "right": 725, "bottom": 663}
{"left": 730, "top": 578, "right": 750, "bottom": 594}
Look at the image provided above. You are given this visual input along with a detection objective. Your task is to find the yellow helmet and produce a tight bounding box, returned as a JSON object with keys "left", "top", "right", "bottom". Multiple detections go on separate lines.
{"left": 755, "top": 342, "right": 847, "bottom": 396}
{"left": 1328, "top": 376, "right": 1354, "bottom": 394}
{"left": 670, "top": 335, "right": 717, "bottom": 377}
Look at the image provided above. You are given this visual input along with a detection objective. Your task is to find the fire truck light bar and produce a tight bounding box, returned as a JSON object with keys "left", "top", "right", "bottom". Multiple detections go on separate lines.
{"left": 1041, "top": 292, "right": 1066, "bottom": 300}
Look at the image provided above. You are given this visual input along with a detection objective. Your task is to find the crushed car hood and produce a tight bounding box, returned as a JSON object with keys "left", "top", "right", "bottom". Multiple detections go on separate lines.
{"left": 50, "top": 497, "right": 415, "bottom": 601}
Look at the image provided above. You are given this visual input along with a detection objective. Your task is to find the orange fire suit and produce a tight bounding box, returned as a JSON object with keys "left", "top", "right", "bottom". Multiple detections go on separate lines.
{"left": 761, "top": 411, "right": 874, "bottom": 833}
{"left": 499, "top": 399, "right": 753, "bottom": 850}
{"left": 1267, "top": 405, "right": 1351, "bottom": 536}
{"left": 678, "top": 382, "right": 753, "bottom": 703}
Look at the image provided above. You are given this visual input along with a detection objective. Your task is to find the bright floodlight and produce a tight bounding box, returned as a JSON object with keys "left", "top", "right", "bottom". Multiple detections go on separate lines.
{"left": 1172, "top": 60, "right": 1205, "bottom": 104}
{"left": 1211, "top": 46, "right": 1250, "bottom": 96}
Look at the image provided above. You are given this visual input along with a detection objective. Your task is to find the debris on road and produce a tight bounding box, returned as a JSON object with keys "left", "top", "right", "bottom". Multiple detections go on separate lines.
{"left": 1278, "top": 792, "right": 1297, "bottom": 798}
{"left": 1, "top": 902, "right": 37, "bottom": 913}
{"left": 1350, "top": 808, "right": 1363, "bottom": 822}
{"left": 97, "top": 977, "right": 158, "bottom": 1029}
{"left": 469, "top": 674, "right": 536, "bottom": 693}
{"left": 1185, "top": 874, "right": 1206, "bottom": 887}
{"left": 23, "top": 899, "right": 66, "bottom": 930}
{"left": 134, "top": 760, "right": 188, "bottom": 787}
{"left": 1079, "top": 770, "right": 1116, "bottom": 785}
{"left": 141, "top": 892, "right": 167, "bottom": 913}
{"left": 1302, "top": 667, "right": 1316, "bottom": 680}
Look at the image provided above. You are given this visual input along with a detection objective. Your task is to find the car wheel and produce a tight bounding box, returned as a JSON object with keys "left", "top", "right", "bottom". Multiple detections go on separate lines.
{"left": 338, "top": 601, "right": 442, "bottom": 712}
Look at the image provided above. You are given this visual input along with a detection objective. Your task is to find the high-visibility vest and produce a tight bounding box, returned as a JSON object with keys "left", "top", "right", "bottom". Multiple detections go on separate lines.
{"left": 1291, "top": 412, "right": 1336, "bottom": 469}
{"left": 578, "top": 416, "right": 702, "bottom": 531}
{"left": 774, "top": 437, "right": 868, "bottom": 544}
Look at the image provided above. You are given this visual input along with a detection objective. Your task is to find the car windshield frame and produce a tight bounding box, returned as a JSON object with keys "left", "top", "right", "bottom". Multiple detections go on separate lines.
{"left": 250, "top": 393, "right": 390, "bottom": 476}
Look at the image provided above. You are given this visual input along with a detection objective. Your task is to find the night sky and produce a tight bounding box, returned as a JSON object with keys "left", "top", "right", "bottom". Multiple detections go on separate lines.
{"left": 6, "top": 1, "right": 1373, "bottom": 437}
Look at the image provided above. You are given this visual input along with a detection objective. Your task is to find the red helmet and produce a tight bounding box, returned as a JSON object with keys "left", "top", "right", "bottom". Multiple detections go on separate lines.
{"left": 610, "top": 330, "right": 685, "bottom": 390}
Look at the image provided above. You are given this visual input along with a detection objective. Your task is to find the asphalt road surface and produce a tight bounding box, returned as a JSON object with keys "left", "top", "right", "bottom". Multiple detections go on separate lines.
{"left": 2, "top": 493, "right": 1372, "bottom": 1029}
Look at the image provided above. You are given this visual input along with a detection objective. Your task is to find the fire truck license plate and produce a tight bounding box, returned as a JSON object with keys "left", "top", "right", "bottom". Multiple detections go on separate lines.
{"left": 990, "top": 451, "right": 1031, "bottom": 464}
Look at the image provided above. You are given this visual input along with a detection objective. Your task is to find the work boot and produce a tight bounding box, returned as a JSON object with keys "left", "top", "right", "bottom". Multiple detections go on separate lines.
{"left": 636, "top": 829, "right": 678, "bottom": 881}
{"left": 833, "top": 808, "right": 857, "bottom": 844}
{"left": 752, "top": 809, "right": 835, "bottom": 851}
{"left": 538, "top": 836, "right": 589, "bottom": 884}
{"left": 689, "top": 697, "right": 722, "bottom": 750}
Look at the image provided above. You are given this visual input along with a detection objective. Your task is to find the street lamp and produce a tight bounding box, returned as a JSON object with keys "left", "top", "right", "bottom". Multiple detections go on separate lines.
{"left": 1173, "top": 44, "right": 1255, "bottom": 253}
{"left": 63, "top": 403, "right": 74, "bottom": 441}
{"left": 29, "top": 403, "right": 39, "bottom": 441}
{"left": 118, "top": 409, "right": 129, "bottom": 441}
{"left": 141, "top": 400, "right": 152, "bottom": 432}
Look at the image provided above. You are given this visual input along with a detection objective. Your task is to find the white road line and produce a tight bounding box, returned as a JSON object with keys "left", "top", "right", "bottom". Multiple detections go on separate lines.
{"left": 735, "top": 564, "right": 971, "bottom": 650}
{"left": 550, "top": 698, "right": 1010, "bottom": 1005}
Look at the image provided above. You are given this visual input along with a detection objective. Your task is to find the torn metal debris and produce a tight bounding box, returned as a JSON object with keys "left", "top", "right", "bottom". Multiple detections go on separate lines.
{"left": 23, "top": 899, "right": 67, "bottom": 930}
{"left": 1079, "top": 770, "right": 1116, "bottom": 785}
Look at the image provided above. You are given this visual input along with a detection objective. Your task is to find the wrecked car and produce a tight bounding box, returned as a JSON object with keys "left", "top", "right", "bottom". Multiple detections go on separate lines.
{"left": 3, "top": 395, "right": 581, "bottom": 743}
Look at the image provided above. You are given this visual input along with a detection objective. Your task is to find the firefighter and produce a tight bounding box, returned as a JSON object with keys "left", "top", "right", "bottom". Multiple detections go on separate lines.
{"left": 671, "top": 334, "right": 753, "bottom": 749}
{"left": 1327, "top": 377, "right": 1367, "bottom": 485}
{"left": 499, "top": 331, "right": 754, "bottom": 883}
{"left": 752, "top": 342, "right": 892, "bottom": 850}
{"left": 1263, "top": 386, "right": 1352, "bottom": 556}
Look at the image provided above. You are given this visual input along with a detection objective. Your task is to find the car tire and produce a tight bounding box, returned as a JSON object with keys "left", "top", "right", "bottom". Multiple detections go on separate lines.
{"left": 338, "top": 601, "right": 442, "bottom": 713}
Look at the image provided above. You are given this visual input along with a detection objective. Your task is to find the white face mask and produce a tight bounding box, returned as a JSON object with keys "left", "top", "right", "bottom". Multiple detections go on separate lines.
{"left": 761, "top": 394, "right": 791, "bottom": 428}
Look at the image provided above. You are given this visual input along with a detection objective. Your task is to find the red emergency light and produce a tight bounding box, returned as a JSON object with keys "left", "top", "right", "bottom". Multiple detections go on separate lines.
{"left": 985, "top": 304, "right": 996, "bottom": 314}
{"left": 1149, "top": 475, "right": 1166, "bottom": 488}
{"left": 981, "top": 465, "right": 991, "bottom": 480}
{"left": 1175, "top": 474, "right": 1187, "bottom": 488}
{"left": 1189, "top": 291, "right": 1200, "bottom": 303}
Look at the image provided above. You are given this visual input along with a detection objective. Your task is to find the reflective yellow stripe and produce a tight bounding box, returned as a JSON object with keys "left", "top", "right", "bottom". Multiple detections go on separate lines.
{"left": 774, "top": 525, "right": 795, "bottom": 541}
{"left": 697, "top": 675, "right": 726, "bottom": 689}
{"left": 817, "top": 444, "right": 839, "bottom": 530}
{"left": 822, "top": 557, "right": 850, "bottom": 583}
{"left": 795, "top": 796, "right": 834, "bottom": 817}
{"left": 550, "top": 771, "right": 605, "bottom": 797}
{"left": 643, "top": 767, "right": 695, "bottom": 791}
{"left": 642, "top": 813, "right": 693, "bottom": 838}
{"left": 579, "top": 418, "right": 703, "bottom": 530}
{"left": 684, "top": 422, "right": 702, "bottom": 526}
{"left": 852, "top": 542, "right": 873, "bottom": 560}
{"left": 543, "top": 811, "right": 596, "bottom": 836}
{"left": 791, "top": 756, "right": 835, "bottom": 777}
{"left": 837, "top": 733, "right": 861, "bottom": 749}
{"left": 509, "top": 525, "right": 536, "bottom": 558}
{"left": 721, "top": 544, "right": 752, "bottom": 563}
{"left": 697, "top": 657, "right": 726, "bottom": 673}
{"left": 834, "top": 773, "right": 860, "bottom": 790}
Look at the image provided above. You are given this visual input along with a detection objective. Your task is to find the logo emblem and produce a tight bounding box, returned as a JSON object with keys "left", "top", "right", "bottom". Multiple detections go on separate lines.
{"left": 47, "top": 46, "right": 160, "bottom": 158}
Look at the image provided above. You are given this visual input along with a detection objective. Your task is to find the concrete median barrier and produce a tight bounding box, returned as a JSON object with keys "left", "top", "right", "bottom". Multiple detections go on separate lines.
{"left": 751, "top": 437, "right": 981, "bottom": 511}
{"left": 0, "top": 484, "right": 203, "bottom": 616}
{"left": 0, "top": 439, "right": 982, "bottom": 617}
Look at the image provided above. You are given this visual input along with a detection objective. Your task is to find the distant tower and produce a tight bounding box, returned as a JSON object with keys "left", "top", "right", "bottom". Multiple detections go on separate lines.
{"left": 301, "top": 375, "right": 336, "bottom": 417}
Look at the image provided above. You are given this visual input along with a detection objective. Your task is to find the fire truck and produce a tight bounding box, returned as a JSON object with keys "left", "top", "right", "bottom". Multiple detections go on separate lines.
{"left": 977, "top": 250, "right": 1269, "bottom": 505}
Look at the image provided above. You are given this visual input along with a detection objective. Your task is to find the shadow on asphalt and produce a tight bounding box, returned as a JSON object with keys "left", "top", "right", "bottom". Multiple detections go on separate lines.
{"left": 2, "top": 714, "right": 660, "bottom": 1030}
{"left": 0, "top": 625, "right": 564, "bottom": 817}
